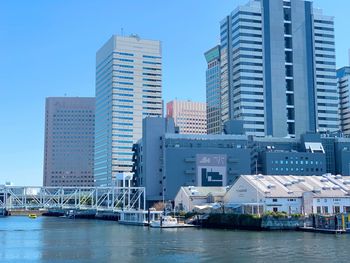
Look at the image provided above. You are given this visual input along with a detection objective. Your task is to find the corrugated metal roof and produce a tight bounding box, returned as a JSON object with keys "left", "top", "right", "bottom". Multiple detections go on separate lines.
{"left": 242, "top": 175, "right": 350, "bottom": 198}
{"left": 181, "top": 186, "right": 227, "bottom": 198}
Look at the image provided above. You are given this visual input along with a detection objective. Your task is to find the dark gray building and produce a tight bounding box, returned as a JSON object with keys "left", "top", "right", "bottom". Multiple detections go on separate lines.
{"left": 133, "top": 118, "right": 350, "bottom": 203}
{"left": 132, "top": 118, "right": 251, "bottom": 203}
{"left": 322, "top": 133, "right": 350, "bottom": 176}
{"left": 253, "top": 134, "right": 327, "bottom": 175}
{"left": 43, "top": 97, "right": 95, "bottom": 187}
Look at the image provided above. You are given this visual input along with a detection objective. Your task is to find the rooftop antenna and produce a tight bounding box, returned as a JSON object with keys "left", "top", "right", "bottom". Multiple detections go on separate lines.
{"left": 121, "top": 27, "right": 124, "bottom": 36}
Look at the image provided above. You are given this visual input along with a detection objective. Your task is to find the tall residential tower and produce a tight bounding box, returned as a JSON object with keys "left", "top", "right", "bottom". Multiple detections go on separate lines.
{"left": 207, "top": 0, "right": 339, "bottom": 137}
{"left": 95, "top": 35, "right": 162, "bottom": 186}
{"left": 43, "top": 97, "right": 95, "bottom": 187}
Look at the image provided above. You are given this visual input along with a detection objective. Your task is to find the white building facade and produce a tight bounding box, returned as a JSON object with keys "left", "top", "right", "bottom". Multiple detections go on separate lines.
{"left": 174, "top": 186, "right": 227, "bottom": 212}
{"left": 224, "top": 175, "right": 350, "bottom": 215}
{"left": 95, "top": 35, "right": 162, "bottom": 186}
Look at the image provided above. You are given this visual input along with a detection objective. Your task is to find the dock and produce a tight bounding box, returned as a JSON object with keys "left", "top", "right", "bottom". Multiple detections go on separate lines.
{"left": 299, "top": 226, "right": 347, "bottom": 234}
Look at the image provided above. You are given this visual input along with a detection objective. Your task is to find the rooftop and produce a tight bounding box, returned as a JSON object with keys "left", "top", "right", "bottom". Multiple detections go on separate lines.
{"left": 181, "top": 186, "right": 228, "bottom": 198}
{"left": 242, "top": 174, "right": 350, "bottom": 198}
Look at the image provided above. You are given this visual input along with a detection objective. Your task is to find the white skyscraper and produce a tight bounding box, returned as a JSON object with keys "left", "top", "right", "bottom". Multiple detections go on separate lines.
{"left": 95, "top": 35, "right": 162, "bottom": 186}
{"left": 211, "top": 0, "right": 339, "bottom": 138}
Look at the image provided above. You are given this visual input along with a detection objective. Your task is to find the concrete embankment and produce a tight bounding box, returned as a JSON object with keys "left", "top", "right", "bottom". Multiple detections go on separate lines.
{"left": 3, "top": 209, "right": 118, "bottom": 221}
{"left": 261, "top": 216, "right": 303, "bottom": 230}
{"left": 7, "top": 210, "right": 47, "bottom": 216}
{"left": 199, "top": 214, "right": 262, "bottom": 230}
{"left": 42, "top": 210, "right": 119, "bottom": 221}
{"left": 197, "top": 214, "right": 304, "bottom": 231}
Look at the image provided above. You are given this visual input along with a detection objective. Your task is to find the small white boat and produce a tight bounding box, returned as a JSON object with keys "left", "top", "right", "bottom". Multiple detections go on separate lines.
{"left": 150, "top": 216, "right": 195, "bottom": 228}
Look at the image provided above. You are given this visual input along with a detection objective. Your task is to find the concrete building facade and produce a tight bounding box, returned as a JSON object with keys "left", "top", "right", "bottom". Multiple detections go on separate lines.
{"left": 95, "top": 35, "right": 162, "bottom": 186}
{"left": 212, "top": 0, "right": 339, "bottom": 137}
{"left": 43, "top": 97, "right": 95, "bottom": 187}
{"left": 166, "top": 100, "right": 207, "bottom": 134}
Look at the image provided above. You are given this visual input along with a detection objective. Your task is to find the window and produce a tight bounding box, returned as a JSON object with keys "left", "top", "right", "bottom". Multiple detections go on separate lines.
{"left": 317, "top": 206, "right": 321, "bottom": 214}
{"left": 273, "top": 207, "right": 278, "bottom": 212}
{"left": 272, "top": 199, "right": 278, "bottom": 202}
{"left": 334, "top": 206, "right": 340, "bottom": 214}
{"left": 322, "top": 206, "right": 328, "bottom": 214}
{"left": 344, "top": 206, "right": 350, "bottom": 213}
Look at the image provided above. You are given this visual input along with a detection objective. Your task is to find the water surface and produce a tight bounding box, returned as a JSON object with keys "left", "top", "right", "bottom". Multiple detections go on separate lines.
{"left": 0, "top": 216, "right": 349, "bottom": 262}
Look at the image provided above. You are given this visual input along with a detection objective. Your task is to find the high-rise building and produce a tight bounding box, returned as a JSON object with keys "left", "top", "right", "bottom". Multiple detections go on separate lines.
{"left": 43, "top": 97, "right": 95, "bottom": 187}
{"left": 338, "top": 67, "right": 350, "bottom": 134}
{"left": 166, "top": 100, "right": 207, "bottom": 134}
{"left": 95, "top": 35, "right": 162, "bottom": 186}
{"left": 205, "top": 45, "right": 222, "bottom": 134}
{"left": 212, "top": 0, "right": 339, "bottom": 137}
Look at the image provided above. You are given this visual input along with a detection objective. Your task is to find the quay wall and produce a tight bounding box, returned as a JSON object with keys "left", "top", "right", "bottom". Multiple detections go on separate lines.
{"left": 7, "top": 210, "right": 47, "bottom": 216}
{"left": 199, "top": 214, "right": 305, "bottom": 231}
{"left": 201, "top": 214, "right": 262, "bottom": 230}
{"left": 261, "top": 216, "right": 303, "bottom": 230}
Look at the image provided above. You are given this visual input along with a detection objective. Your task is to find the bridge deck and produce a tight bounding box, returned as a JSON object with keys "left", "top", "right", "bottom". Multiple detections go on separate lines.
{"left": 0, "top": 186, "right": 146, "bottom": 212}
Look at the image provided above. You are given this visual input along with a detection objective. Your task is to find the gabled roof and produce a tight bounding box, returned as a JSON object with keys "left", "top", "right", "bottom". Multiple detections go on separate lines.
{"left": 181, "top": 186, "right": 227, "bottom": 198}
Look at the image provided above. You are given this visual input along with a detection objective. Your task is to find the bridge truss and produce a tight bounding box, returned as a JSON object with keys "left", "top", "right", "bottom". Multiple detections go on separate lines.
{"left": 0, "top": 186, "right": 146, "bottom": 212}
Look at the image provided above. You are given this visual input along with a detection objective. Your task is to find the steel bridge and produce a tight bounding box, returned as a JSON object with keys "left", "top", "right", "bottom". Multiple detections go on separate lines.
{"left": 0, "top": 186, "right": 146, "bottom": 212}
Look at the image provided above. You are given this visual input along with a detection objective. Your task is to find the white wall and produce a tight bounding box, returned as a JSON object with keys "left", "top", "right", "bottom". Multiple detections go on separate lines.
{"left": 264, "top": 197, "right": 302, "bottom": 214}
{"left": 224, "top": 177, "right": 264, "bottom": 204}
{"left": 312, "top": 197, "right": 350, "bottom": 214}
{"left": 175, "top": 188, "right": 214, "bottom": 212}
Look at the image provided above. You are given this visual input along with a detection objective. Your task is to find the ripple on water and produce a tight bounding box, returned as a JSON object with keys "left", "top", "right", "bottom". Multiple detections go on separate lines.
{"left": 0, "top": 217, "right": 350, "bottom": 263}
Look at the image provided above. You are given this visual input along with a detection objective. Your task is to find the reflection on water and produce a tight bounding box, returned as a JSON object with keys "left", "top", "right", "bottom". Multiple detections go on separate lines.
{"left": 0, "top": 216, "right": 349, "bottom": 262}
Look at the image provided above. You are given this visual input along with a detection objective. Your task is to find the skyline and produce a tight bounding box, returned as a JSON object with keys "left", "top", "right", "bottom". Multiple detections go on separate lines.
{"left": 1, "top": 0, "right": 350, "bottom": 185}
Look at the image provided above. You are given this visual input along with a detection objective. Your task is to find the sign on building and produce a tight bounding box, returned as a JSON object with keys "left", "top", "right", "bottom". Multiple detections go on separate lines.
{"left": 196, "top": 154, "right": 227, "bottom": 186}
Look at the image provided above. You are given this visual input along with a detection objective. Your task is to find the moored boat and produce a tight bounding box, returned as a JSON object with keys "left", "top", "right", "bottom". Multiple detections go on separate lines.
{"left": 150, "top": 216, "right": 195, "bottom": 228}
{"left": 28, "top": 214, "right": 37, "bottom": 219}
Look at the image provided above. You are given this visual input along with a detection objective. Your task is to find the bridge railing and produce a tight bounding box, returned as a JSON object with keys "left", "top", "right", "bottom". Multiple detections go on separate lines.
{"left": 0, "top": 186, "right": 146, "bottom": 212}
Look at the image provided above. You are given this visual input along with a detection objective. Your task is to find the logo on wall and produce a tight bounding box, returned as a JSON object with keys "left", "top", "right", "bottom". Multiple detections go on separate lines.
{"left": 196, "top": 154, "right": 227, "bottom": 186}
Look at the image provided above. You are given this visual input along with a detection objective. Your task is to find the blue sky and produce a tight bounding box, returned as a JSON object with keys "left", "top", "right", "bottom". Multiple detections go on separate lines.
{"left": 0, "top": 0, "right": 349, "bottom": 186}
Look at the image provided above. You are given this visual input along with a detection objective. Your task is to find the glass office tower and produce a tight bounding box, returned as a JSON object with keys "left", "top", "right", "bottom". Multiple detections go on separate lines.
{"left": 338, "top": 67, "right": 350, "bottom": 134}
{"left": 214, "top": 0, "right": 339, "bottom": 137}
{"left": 95, "top": 35, "right": 162, "bottom": 186}
{"left": 205, "top": 45, "right": 222, "bottom": 134}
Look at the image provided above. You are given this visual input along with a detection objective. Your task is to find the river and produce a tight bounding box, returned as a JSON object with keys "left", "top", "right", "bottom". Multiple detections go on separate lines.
{"left": 0, "top": 216, "right": 349, "bottom": 262}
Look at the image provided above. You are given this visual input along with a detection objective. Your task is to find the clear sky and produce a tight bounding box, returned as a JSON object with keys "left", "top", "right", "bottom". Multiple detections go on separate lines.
{"left": 0, "top": 0, "right": 349, "bottom": 186}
